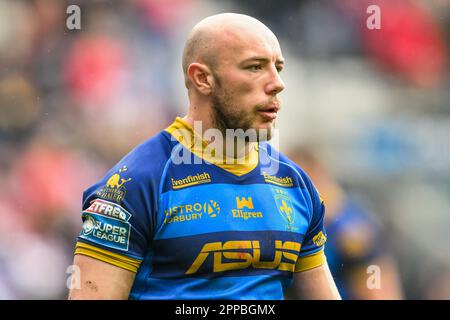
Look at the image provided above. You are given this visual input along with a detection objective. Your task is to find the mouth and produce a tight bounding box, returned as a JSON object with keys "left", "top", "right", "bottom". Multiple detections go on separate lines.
{"left": 257, "top": 104, "right": 279, "bottom": 121}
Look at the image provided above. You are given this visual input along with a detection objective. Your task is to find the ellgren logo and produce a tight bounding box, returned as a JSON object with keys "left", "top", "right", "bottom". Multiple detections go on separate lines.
{"left": 96, "top": 166, "right": 132, "bottom": 202}
{"left": 164, "top": 200, "right": 220, "bottom": 224}
{"left": 236, "top": 197, "right": 254, "bottom": 209}
{"left": 233, "top": 196, "right": 263, "bottom": 220}
{"left": 186, "top": 240, "right": 301, "bottom": 274}
{"left": 273, "top": 188, "right": 297, "bottom": 231}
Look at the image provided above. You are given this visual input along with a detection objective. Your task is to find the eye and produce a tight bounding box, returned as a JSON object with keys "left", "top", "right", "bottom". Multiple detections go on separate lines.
{"left": 247, "top": 64, "right": 262, "bottom": 71}
{"left": 276, "top": 66, "right": 283, "bottom": 73}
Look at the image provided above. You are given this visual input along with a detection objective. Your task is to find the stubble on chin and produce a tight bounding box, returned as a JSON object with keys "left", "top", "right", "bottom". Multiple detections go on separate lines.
{"left": 211, "top": 96, "right": 274, "bottom": 142}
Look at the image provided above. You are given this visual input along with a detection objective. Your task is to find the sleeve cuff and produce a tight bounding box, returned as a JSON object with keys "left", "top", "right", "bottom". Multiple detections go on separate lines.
{"left": 295, "top": 248, "right": 326, "bottom": 272}
{"left": 75, "top": 241, "right": 142, "bottom": 273}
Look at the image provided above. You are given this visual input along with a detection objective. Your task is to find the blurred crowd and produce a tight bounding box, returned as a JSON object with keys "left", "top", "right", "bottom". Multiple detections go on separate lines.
{"left": 0, "top": 0, "right": 449, "bottom": 299}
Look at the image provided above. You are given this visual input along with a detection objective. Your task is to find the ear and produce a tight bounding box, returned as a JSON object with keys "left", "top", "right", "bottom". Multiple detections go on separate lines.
{"left": 187, "top": 62, "right": 214, "bottom": 95}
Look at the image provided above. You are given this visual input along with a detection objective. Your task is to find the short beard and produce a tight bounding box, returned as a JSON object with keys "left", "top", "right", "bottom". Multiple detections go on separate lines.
{"left": 210, "top": 79, "right": 273, "bottom": 142}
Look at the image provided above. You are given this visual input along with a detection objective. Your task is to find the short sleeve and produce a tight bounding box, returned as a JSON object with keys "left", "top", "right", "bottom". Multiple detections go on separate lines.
{"left": 75, "top": 163, "right": 154, "bottom": 273}
{"left": 295, "top": 179, "right": 328, "bottom": 272}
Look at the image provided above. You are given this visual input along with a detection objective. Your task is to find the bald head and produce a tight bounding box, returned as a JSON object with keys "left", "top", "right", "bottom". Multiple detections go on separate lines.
{"left": 182, "top": 13, "right": 280, "bottom": 89}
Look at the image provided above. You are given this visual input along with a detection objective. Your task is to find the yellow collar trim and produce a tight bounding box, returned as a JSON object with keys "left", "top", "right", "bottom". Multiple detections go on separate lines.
{"left": 165, "top": 117, "right": 259, "bottom": 176}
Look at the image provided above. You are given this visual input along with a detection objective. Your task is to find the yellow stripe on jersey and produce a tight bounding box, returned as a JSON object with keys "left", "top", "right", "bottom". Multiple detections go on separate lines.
{"left": 165, "top": 117, "right": 259, "bottom": 176}
{"left": 75, "top": 241, "right": 142, "bottom": 273}
{"left": 295, "top": 248, "right": 326, "bottom": 272}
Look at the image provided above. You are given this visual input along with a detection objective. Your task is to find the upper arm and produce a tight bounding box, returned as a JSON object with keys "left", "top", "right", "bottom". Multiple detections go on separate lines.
{"left": 68, "top": 254, "right": 136, "bottom": 300}
{"left": 291, "top": 261, "right": 341, "bottom": 300}
{"left": 71, "top": 161, "right": 157, "bottom": 299}
{"left": 289, "top": 169, "right": 340, "bottom": 299}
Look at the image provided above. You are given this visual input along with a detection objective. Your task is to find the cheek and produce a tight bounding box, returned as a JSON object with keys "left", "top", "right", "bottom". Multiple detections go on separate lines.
{"left": 217, "top": 73, "right": 261, "bottom": 112}
{"left": 229, "top": 83, "right": 259, "bottom": 109}
{"left": 223, "top": 73, "right": 256, "bottom": 95}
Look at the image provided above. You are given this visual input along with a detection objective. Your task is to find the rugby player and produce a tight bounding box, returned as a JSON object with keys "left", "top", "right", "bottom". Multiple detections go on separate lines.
{"left": 68, "top": 13, "right": 341, "bottom": 300}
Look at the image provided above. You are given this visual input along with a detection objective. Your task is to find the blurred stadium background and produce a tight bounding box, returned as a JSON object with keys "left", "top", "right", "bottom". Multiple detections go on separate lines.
{"left": 0, "top": 0, "right": 449, "bottom": 299}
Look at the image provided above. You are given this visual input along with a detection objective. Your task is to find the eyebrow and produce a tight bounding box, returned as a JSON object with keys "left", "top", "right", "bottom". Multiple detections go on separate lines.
{"left": 241, "top": 56, "right": 285, "bottom": 66}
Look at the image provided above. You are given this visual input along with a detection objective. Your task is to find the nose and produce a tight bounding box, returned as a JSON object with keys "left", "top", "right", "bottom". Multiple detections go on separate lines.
{"left": 265, "top": 66, "right": 285, "bottom": 95}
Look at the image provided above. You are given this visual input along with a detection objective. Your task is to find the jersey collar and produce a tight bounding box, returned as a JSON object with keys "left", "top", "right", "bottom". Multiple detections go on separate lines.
{"left": 165, "top": 117, "right": 259, "bottom": 176}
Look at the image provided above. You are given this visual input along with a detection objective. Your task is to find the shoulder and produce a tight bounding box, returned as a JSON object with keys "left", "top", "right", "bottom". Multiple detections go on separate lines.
{"left": 82, "top": 131, "right": 176, "bottom": 204}
{"left": 119, "top": 131, "right": 174, "bottom": 176}
{"left": 110, "top": 130, "right": 176, "bottom": 182}
{"left": 259, "top": 142, "right": 316, "bottom": 192}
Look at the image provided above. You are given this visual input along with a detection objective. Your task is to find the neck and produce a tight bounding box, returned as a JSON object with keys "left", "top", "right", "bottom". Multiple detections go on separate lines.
{"left": 182, "top": 107, "right": 254, "bottom": 161}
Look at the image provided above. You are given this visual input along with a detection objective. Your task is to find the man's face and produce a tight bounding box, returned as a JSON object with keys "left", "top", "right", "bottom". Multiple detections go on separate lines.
{"left": 209, "top": 30, "right": 285, "bottom": 141}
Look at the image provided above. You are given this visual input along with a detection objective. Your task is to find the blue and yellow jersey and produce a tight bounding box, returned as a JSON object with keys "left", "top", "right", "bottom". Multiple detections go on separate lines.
{"left": 75, "top": 117, "right": 327, "bottom": 300}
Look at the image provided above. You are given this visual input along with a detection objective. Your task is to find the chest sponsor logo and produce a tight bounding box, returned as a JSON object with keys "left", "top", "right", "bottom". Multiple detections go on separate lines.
{"left": 80, "top": 199, "right": 132, "bottom": 251}
{"left": 262, "top": 171, "right": 294, "bottom": 187}
{"left": 186, "top": 240, "right": 301, "bottom": 274}
{"left": 171, "top": 172, "right": 211, "bottom": 190}
{"left": 96, "top": 166, "right": 132, "bottom": 202}
{"left": 164, "top": 200, "right": 220, "bottom": 224}
{"left": 232, "top": 196, "right": 264, "bottom": 220}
